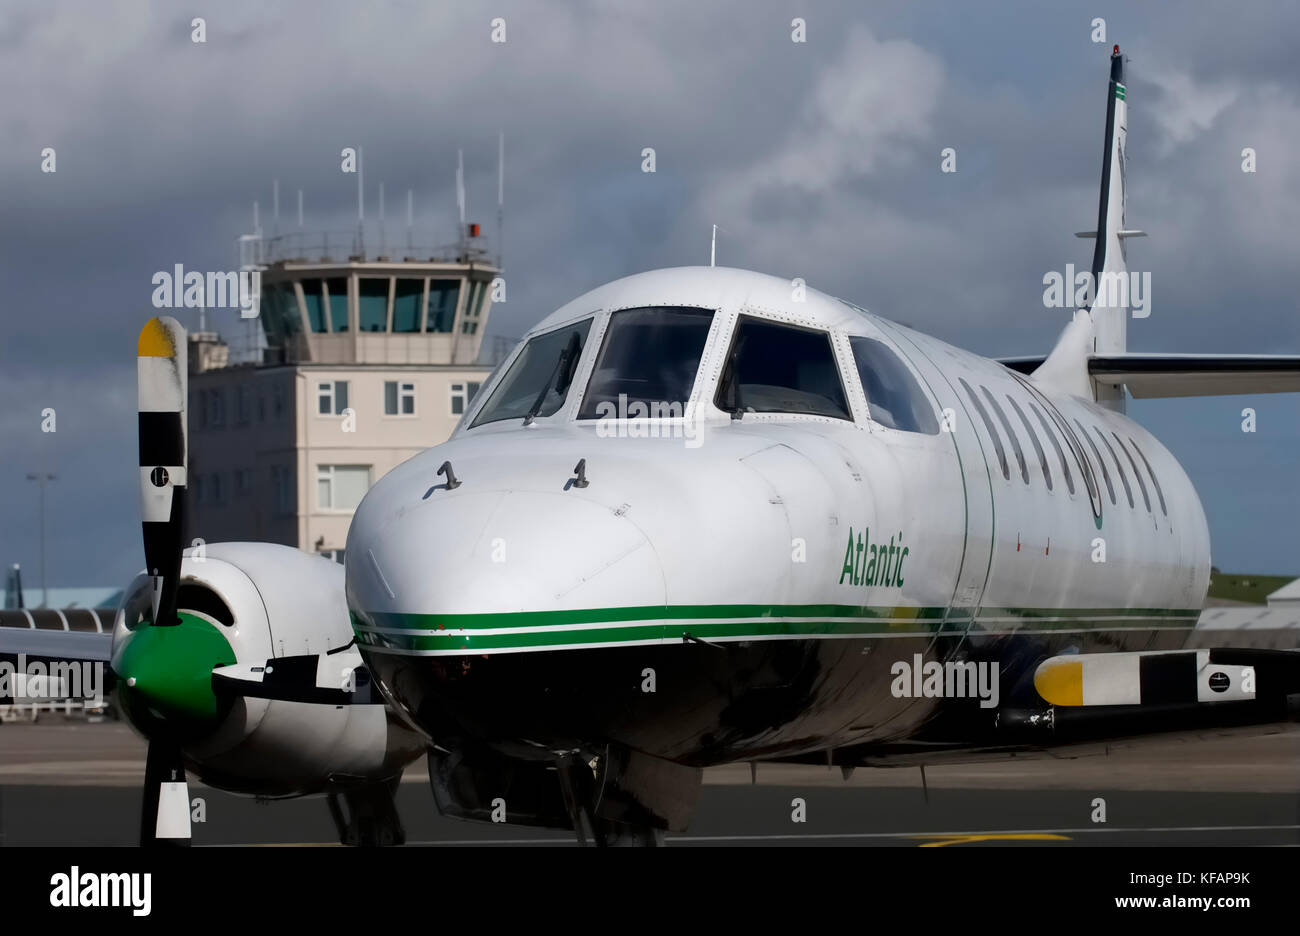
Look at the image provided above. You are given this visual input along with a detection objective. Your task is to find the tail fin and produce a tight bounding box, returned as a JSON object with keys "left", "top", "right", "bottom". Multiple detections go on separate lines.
{"left": 1034, "top": 45, "right": 1144, "bottom": 408}
{"left": 1088, "top": 46, "right": 1140, "bottom": 362}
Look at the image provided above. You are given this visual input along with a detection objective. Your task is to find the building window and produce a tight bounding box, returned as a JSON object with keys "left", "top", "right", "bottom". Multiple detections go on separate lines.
{"left": 450, "top": 381, "right": 482, "bottom": 415}
{"left": 302, "top": 280, "right": 328, "bottom": 333}
{"left": 427, "top": 280, "right": 459, "bottom": 333}
{"left": 235, "top": 468, "right": 253, "bottom": 496}
{"left": 206, "top": 388, "right": 225, "bottom": 428}
{"left": 385, "top": 380, "right": 416, "bottom": 415}
{"left": 271, "top": 465, "right": 293, "bottom": 515}
{"left": 326, "top": 277, "right": 350, "bottom": 333}
{"left": 209, "top": 472, "right": 225, "bottom": 505}
{"left": 193, "top": 472, "right": 204, "bottom": 504}
{"left": 236, "top": 385, "right": 251, "bottom": 425}
{"left": 317, "top": 465, "right": 371, "bottom": 511}
{"left": 393, "top": 280, "right": 423, "bottom": 333}
{"left": 359, "top": 278, "right": 390, "bottom": 333}
{"left": 317, "top": 380, "right": 349, "bottom": 416}
{"left": 272, "top": 382, "right": 286, "bottom": 419}
{"left": 257, "top": 394, "right": 266, "bottom": 423}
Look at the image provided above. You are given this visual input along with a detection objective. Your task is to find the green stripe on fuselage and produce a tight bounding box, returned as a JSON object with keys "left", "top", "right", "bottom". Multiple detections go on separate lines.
{"left": 350, "top": 604, "right": 1200, "bottom": 654}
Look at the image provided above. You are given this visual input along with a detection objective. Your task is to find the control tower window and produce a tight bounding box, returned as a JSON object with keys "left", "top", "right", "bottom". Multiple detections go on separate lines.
{"left": 470, "top": 319, "right": 593, "bottom": 427}
{"left": 578, "top": 307, "right": 713, "bottom": 420}
{"left": 302, "top": 281, "right": 327, "bottom": 333}
{"left": 261, "top": 284, "right": 299, "bottom": 344}
{"left": 427, "top": 280, "right": 460, "bottom": 333}
{"left": 715, "top": 316, "right": 850, "bottom": 420}
{"left": 359, "top": 278, "right": 390, "bottom": 332}
{"left": 326, "top": 278, "right": 349, "bottom": 332}
{"left": 393, "top": 279, "right": 423, "bottom": 333}
{"left": 848, "top": 336, "right": 939, "bottom": 434}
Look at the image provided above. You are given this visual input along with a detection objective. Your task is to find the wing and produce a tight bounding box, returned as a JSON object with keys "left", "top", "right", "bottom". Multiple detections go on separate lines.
{"left": 0, "top": 608, "right": 115, "bottom": 663}
{"left": 0, "top": 608, "right": 116, "bottom": 704}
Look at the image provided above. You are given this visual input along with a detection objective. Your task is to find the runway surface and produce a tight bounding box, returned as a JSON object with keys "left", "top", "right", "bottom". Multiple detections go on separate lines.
{"left": 1, "top": 719, "right": 1297, "bottom": 846}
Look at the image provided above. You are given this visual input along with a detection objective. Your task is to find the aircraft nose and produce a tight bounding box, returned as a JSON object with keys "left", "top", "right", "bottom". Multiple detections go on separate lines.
{"left": 346, "top": 488, "right": 667, "bottom": 655}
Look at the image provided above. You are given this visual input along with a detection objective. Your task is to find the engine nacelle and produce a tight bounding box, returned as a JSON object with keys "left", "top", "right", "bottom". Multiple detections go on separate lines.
{"left": 113, "top": 542, "right": 424, "bottom": 798}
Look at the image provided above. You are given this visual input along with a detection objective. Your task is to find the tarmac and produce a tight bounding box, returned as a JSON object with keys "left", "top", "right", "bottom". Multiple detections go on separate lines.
{"left": 1, "top": 719, "right": 1296, "bottom": 846}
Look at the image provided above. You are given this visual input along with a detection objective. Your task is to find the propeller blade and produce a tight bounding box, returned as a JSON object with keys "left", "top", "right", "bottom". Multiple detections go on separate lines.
{"left": 137, "top": 317, "right": 188, "bottom": 627}
{"left": 140, "top": 739, "right": 192, "bottom": 847}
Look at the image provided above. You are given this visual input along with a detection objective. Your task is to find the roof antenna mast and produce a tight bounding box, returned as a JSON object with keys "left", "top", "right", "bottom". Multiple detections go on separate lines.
{"left": 497, "top": 131, "right": 505, "bottom": 269}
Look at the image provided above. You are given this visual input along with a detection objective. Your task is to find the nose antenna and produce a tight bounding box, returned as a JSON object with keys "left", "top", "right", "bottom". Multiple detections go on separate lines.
{"left": 571, "top": 459, "right": 589, "bottom": 489}
{"left": 438, "top": 460, "right": 462, "bottom": 490}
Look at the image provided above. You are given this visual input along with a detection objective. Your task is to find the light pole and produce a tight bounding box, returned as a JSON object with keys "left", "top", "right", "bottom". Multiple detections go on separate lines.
{"left": 25, "top": 471, "right": 56, "bottom": 608}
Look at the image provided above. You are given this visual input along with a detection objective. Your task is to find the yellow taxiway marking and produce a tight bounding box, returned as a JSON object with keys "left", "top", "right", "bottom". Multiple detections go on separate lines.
{"left": 910, "top": 833, "right": 1072, "bottom": 847}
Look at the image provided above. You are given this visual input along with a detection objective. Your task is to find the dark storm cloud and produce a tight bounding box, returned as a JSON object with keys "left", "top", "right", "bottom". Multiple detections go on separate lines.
{"left": 1, "top": 0, "right": 1297, "bottom": 588}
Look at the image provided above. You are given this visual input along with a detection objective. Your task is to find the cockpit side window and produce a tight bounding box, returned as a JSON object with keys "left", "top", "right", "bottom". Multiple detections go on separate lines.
{"left": 469, "top": 318, "right": 593, "bottom": 427}
{"left": 715, "top": 316, "right": 851, "bottom": 420}
{"left": 578, "top": 307, "right": 714, "bottom": 419}
{"left": 848, "top": 336, "right": 939, "bottom": 434}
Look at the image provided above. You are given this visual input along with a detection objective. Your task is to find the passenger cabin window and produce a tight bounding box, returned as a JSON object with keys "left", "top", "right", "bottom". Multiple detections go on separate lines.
{"left": 470, "top": 319, "right": 592, "bottom": 427}
{"left": 1006, "top": 395, "right": 1051, "bottom": 491}
{"left": 1128, "top": 437, "right": 1168, "bottom": 516}
{"left": 579, "top": 307, "right": 714, "bottom": 419}
{"left": 1093, "top": 426, "right": 1133, "bottom": 508}
{"left": 848, "top": 336, "right": 938, "bottom": 434}
{"left": 1113, "top": 433, "right": 1152, "bottom": 513}
{"left": 1027, "top": 400, "right": 1073, "bottom": 494}
{"left": 959, "top": 378, "right": 1009, "bottom": 481}
{"left": 715, "top": 316, "right": 850, "bottom": 420}
{"left": 1075, "top": 418, "right": 1115, "bottom": 505}
{"left": 982, "top": 387, "right": 1028, "bottom": 484}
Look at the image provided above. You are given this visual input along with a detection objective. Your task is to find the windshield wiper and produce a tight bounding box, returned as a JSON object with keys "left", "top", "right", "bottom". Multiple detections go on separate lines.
{"left": 524, "top": 331, "right": 581, "bottom": 425}
{"left": 719, "top": 334, "right": 747, "bottom": 419}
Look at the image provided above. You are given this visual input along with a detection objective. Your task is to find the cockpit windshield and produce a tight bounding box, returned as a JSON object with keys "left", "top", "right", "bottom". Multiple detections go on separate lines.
{"left": 715, "top": 316, "right": 851, "bottom": 420}
{"left": 470, "top": 318, "right": 592, "bottom": 427}
{"left": 579, "top": 307, "right": 714, "bottom": 419}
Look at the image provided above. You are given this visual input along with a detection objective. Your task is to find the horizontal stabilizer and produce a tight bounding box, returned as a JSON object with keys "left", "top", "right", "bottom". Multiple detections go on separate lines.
{"left": 1092, "top": 353, "right": 1300, "bottom": 398}
{"left": 1001, "top": 353, "right": 1300, "bottom": 398}
{"left": 1073, "top": 230, "right": 1146, "bottom": 239}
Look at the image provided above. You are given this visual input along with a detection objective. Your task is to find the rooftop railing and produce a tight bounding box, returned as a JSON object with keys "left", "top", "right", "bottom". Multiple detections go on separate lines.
{"left": 238, "top": 229, "right": 498, "bottom": 269}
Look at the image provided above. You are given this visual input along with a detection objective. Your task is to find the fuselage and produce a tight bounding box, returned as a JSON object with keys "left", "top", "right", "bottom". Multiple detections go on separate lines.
{"left": 345, "top": 267, "right": 1210, "bottom": 766}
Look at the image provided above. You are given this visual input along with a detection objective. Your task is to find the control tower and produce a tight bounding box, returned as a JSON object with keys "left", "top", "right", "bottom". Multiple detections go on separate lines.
{"left": 186, "top": 224, "right": 502, "bottom": 562}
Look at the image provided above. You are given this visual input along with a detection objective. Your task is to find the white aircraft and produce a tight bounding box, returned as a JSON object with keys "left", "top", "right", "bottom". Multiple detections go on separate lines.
{"left": 8, "top": 46, "right": 1299, "bottom": 847}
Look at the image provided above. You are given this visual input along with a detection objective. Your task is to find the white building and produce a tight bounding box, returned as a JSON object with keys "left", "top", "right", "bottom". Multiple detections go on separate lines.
{"left": 187, "top": 236, "right": 501, "bottom": 563}
{"left": 1266, "top": 578, "right": 1300, "bottom": 607}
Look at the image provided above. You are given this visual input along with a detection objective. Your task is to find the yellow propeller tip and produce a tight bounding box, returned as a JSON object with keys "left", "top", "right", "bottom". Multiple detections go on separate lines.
{"left": 138, "top": 317, "right": 176, "bottom": 358}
